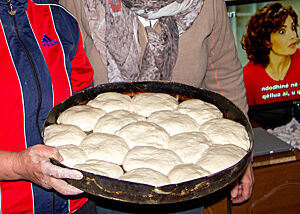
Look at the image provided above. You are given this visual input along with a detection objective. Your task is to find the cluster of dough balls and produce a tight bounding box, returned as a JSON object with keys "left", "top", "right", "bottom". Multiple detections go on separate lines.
{"left": 43, "top": 92, "right": 250, "bottom": 186}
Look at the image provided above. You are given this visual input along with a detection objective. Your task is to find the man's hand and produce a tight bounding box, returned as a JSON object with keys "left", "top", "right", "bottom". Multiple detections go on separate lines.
{"left": 15, "top": 144, "right": 83, "bottom": 195}
{"left": 231, "top": 163, "right": 254, "bottom": 204}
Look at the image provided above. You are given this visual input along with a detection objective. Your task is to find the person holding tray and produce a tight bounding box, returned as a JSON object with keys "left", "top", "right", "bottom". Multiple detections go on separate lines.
{"left": 0, "top": 0, "right": 95, "bottom": 213}
{"left": 59, "top": 0, "right": 254, "bottom": 213}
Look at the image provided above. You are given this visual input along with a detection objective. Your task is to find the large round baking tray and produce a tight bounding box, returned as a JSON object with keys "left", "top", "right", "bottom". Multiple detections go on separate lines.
{"left": 43, "top": 81, "right": 254, "bottom": 204}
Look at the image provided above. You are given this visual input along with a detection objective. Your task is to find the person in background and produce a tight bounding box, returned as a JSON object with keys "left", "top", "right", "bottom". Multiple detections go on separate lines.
{"left": 242, "top": 2, "right": 300, "bottom": 106}
{"left": 60, "top": 0, "right": 254, "bottom": 213}
{"left": 0, "top": 0, "right": 95, "bottom": 213}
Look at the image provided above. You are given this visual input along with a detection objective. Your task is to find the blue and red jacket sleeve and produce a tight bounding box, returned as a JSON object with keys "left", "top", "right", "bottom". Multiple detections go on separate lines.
{"left": 70, "top": 27, "right": 94, "bottom": 93}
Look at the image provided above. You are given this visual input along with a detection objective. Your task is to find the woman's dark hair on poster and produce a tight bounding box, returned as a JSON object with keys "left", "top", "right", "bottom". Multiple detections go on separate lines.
{"left": 241, "top": 2, "right": 299, "bottom": 67}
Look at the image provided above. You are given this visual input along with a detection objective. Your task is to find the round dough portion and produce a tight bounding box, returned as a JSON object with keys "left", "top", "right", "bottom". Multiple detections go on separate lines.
{"left": 178, "top": 107, "right": 223, "bottom": 126}
{"left": 56, "top": 144, "right": 88, "bottom": 167}
{"left": 117, "top": 121, "right": 169, "bottom": 149}
{"left": 93, "top": 110, "right": 145, "bottom": 134}
{"left": 57, "top": 105, "right": 105, "bottom": 132}
{"left": 43, "top": 124, "right": 87, "bottom": 146}
{"left": 198, "top": 118, "right": 250, "bottom": 150}
{"left": 168, "top": 132, "right": 212, "bottom": 163}
{"left": 147, "top": 110, "right": 200, "bottom": 136}
{"left": 178, "top": 99, "right": 223, "bottom": 125}
{"left": 74, "top": 159, "right": 124, "bottom": 178}
{"left": 93, "top": 92, "right": 132, "bottom": 102}
{"left": 119, "top": 168, "right": 170, "bottom": 186}
{"left": 168, "top": 164, "right": 210, "bottom": 184}
{"left": 196, "top": 144, "right": 247, "bottom": 174}
{"left": 87, "top": 92, "right": 133, "bottom": 112}
{"left": 80, "top": 133, "right": 129, "bottom": 165}
{"left": 123, "top": 146, "right": 183, "bottom": 174}
{"left": 179, "top": 99, "right": 219, "bottom": 111}
{"left": 132, "top": 93, "right": 178, "bottom": 117}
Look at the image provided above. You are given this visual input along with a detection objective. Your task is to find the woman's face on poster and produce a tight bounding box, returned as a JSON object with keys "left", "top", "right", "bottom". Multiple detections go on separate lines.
{"left": 270, "top": 15, "right": 298, "bottom": 56}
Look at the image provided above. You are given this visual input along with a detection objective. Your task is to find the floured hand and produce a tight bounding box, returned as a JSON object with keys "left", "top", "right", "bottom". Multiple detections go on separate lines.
{"left": 15, "top": 144, "right": 83, "bottom": 195}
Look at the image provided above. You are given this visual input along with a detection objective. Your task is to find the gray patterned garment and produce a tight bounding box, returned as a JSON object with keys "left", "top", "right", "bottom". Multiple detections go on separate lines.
{"left": 83, "top": 0, "right": 204, "bottom": 82}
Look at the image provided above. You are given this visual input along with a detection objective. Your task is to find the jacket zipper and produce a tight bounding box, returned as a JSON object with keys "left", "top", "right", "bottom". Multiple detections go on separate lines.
{"left": 7, "top": 2, "right": 55, "bottom": 213}
{"left": 7, "top": 0, "right": 43, "bottom": 141}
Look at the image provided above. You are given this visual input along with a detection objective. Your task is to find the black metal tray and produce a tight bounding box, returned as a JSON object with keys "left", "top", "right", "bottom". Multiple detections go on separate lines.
{"left": 43, "top": 81, "right": 254, "bottom": 204}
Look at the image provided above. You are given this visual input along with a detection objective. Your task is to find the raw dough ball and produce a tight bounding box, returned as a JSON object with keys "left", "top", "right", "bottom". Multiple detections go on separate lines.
{"left": 93, "top": 110, "right": 145, "bottom": 134}
{"left": 178, "top": 99, "right": 223, "bottom": 125}
{"left": 56, "top": 144, "right": 88, "bottom": 167}
{"left": 57, "top": 105, "right": 105, "bottom": 132}
{"left": 80, "top": 133, "right": 129, "bottom": 165}
{"left": 43, "top": 124, "right": 86, "bottom": 146}
{"left": 52, "top": 93, "right": 250, "bottom": 183}
{"left": 168, "top": 132, "right": 212, "bottom": 163}
{"left": 147, "top": 110, "right": 200, "bottom": 136}
{"left": 178, "top": 99, "right": 219, "bottom": 110}
{"left": 87, "top": 92, "right": 133, "bottom": 112}
{"left": 132, "top": 93, "right": 178, "bottom": 117}
{"left": 74, "top": 159, "right": 124, "bottom": 178}
{"left": 92, "top": 92, "right": 132, "bottom": 102}
{"left": 196, "top": 144, "right": 247, "bottom": 174}
{"left": 123, "top": 146, "right": 183, "bottom": 174}
{"left": 116, "top": 121, "right": 169, "bottom": 149}
{"left": 119, "top": 168, "right": 170, "bottom": 186}
{"left": 168, "top": 164, "right": 210, "bottom": 184}
{"left": 198, "top": 118, "right": 250, "bottom": 150}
